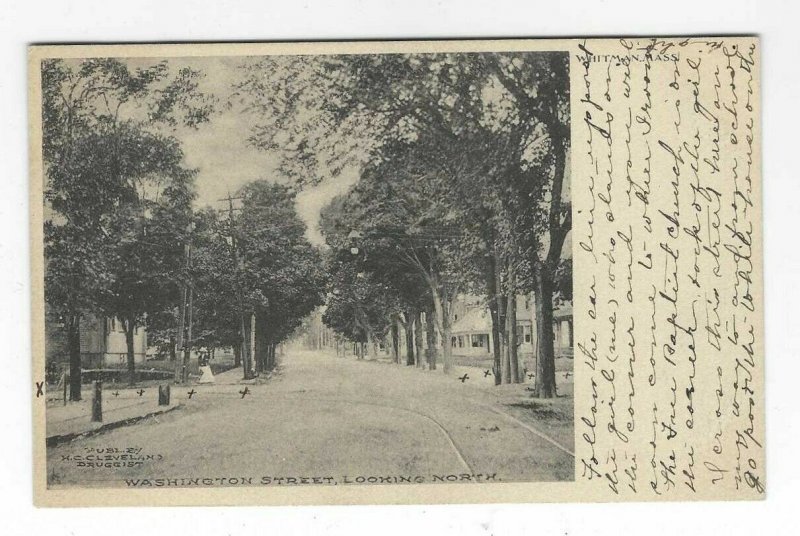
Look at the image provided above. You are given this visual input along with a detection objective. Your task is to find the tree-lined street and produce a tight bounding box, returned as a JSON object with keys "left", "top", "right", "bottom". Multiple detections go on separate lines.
{"left": 43, "top": 51, "right": 575, "bottom": 486}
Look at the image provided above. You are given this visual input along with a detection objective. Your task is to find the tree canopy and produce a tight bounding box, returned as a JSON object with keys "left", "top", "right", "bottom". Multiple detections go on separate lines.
{"left": 238, "top": 51, "right": 571, "bottom": 394}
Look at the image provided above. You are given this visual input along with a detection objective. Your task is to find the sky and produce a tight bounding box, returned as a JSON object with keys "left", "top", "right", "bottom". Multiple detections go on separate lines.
{"left": 75, "top": 55, "right": 569, "bottom": 247}
{"left": 130, "top": 56, "right": 356, "bottom": 246}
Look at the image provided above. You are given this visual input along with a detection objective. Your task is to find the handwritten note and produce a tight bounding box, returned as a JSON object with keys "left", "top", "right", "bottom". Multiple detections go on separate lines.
{"left": 573, "top": 37, "right": 763, "bottom": 499}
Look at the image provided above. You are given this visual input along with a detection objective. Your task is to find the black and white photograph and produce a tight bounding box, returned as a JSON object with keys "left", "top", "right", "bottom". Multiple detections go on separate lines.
{"left": 38, "top": 49, "right": 574, "bottom": 490}
{"left": 2, "top": 0, "right": 791, "bottom": 533}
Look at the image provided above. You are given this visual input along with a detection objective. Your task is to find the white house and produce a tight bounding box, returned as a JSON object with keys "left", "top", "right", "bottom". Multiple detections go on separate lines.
{"left": 79, "top": 314, "right": 148, "bottom": 367}
{"left": 449, "top": 294, "right": 572, "bottom": 359}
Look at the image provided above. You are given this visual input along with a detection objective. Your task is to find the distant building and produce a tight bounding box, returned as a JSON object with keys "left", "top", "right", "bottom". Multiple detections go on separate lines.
{"left": 45, "top": 308, "right": 148, "bottom": 369}
{"left": 449, "top": 294, "right": 573, "bottom": 359}
{"left": 552, "top": 304, "right": 574, "bottom": 358}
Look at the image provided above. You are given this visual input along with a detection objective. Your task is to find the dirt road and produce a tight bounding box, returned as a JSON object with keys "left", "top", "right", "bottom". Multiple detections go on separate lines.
{"left": 46, "top": 350, "right": 574, "bottom": 488}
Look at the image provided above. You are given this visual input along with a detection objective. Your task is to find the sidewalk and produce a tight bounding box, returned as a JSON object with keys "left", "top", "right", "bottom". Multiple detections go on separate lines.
{"left": 46, "top": 387, "right": 179, "bottom": 443}
{"left": 361, "top": 354, "right": 574, "bottom": 393}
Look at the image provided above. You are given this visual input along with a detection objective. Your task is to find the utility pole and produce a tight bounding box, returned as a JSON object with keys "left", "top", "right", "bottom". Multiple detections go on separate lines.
{"left": 182, "top": 244, "right": 193, "bottom": 384}
{"left": 176, "top": 221, "right": 192, "bottom": 381}
{"left": 250, "top": 311, "right": 256, "bottom": 377}
{"left": 220, "top": 192, "right": 252, "bottom": 380}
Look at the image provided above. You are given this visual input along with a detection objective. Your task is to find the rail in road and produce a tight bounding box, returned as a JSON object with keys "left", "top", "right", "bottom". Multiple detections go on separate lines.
{"left": 183, "top": 385, "right": 575, "bottom": 474}
{"left": 152, "top": 385, "right": 574, "bottom": 475}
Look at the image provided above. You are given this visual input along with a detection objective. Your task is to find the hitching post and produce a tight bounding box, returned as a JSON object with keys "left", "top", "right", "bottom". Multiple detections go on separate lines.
{"left": 158, "top": 384, "right": 170, "bottom": 406}
{"left": 91, "top": 381, "right": 102, "bottom": 422}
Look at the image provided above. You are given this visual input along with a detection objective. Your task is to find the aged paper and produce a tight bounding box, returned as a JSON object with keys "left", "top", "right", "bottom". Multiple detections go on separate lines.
{"left": 29, "top": 37, "right": 762, "bottom": 506}
{"left": 572, "top": 38, "right": 763, "bottom": 499}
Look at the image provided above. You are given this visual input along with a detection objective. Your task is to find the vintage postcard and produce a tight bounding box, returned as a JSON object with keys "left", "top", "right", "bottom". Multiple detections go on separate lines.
{"left": 29, "top": 37, "right": 763, "bottom": 506}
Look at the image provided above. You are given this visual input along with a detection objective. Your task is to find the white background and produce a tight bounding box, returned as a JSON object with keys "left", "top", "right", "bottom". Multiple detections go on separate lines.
{"left": 1, "top": 1, "right": 797, "bottom": 534}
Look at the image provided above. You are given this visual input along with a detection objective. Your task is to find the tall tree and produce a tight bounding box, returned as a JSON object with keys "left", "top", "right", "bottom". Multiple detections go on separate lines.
{"left": 100, "top": 127, "right": 197, "bottom": 384}
{"left": 234, "top": 181, "right": 327, "bottom": 372}
{"left": 318, "top": 139, "right": 481, "bottom": 373}
{"left": 184, "top": 208, "right": 243, "bottom": 361}
{"left": 42, "top": 58, "right": 214, "bottom": 394}
{"left": 483, "top": 53, "right": 571, "bottom": 397}
{"left": 238, "top": 52, "right": 571, "bottom": 394}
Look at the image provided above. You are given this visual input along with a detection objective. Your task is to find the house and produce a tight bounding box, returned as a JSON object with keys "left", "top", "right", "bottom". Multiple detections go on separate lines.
{"left": 449, "top": 294, "right": 573, "bottom": 359}
{"left": 553, "top": 305, "right": 573, "bottom": 358}
{"left": 45, "top": 308, "right": 148, "bottom": 369}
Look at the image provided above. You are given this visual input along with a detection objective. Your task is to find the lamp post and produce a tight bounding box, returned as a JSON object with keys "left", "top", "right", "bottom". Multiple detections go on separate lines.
{"left": 345, "top": 230, "right": 369, "bottom": 356}
{"left": 347, "top": 230, "right": 367, "bottom": 279}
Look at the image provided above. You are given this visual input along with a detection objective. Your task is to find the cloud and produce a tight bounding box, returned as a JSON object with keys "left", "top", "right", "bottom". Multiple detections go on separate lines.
{"left": 296, "top": 169, "right": 359, "bottom": 246}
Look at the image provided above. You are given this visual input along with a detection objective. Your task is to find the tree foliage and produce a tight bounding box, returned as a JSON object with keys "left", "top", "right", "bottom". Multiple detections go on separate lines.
{"left": 238, "top": 52, "right": 571, "bottom": 393}
{"left": 42, "top": 58, "right": 215, "bottom": 389}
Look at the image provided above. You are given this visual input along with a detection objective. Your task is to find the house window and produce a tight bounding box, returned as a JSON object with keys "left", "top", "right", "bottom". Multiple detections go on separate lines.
{"left": 111, "top": 317, "right": 116, "bottom": 331}
{"left": 471, "top": 334, "right": 488, "bottom": 348}
{"left": 451, "top": 336, "right": 457, "bottom": 348}
{"left": 525, "top": 327, "right": 532, "bottom": 343}
{"left": 458, "top": 336, "right": 464, "bottom": 348}
{"left": 567, "top": 319, "right": 573, "bottom": 348}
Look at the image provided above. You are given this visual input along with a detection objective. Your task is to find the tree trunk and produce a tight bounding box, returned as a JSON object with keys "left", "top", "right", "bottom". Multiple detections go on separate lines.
{"left": 233, "top": 341, "right": 241, "bottom": 367}
{"left": 184, "top": 286, "right": 193, "bottom": 383}
{"left": 487, "top": 251, "right": 502, "bottom": 385}
{"left": 254, "top": 313, "right": 265, "bottom": 374}
{"left": 502, "top": 318, "right": 512, "bottom": 384}
{"left": 366, "top": 331, "right": 375, "bottom": 360}
{"left": 441, "top": 318, "right": 453, "bottom": 374}
{"left": 431, "top": 288, "right": 454, "bottom": 374}
{"left": 404, "top": 313, "right": 415, "bottom": 366}
{"left": 249, "top": 312, "right": 256, "bottom": 376}
{"left": 414, "top": 312, "right": 424, "bottom": 368}
{"left": 533, "top": 268, "right": 558, "bottom": 398}
{"left": 124, "top": 317, "right": 136, "bottom": 386}
{"left": 169, "top": 333, "right": 176, "bottom": 361}
{"left": 425, "top": 306, "right": 437, "bottom": 370}
{"left": 182, "top": 323, "right": 191, "bottom": 384}
{"left": 391, "top": 318, "right": 400, "bottom": 363}
{"left": 507, "top": 278, "right": 521, "bottom": 383}
{"left": 67, "top": 313, "right": 82, "bottom": 401}
{"left": 496, "top": 252, "right": 509, "bottom": 384}
{"left": 176, "top": 286, "right": 187, "bottom": 365}
{"left": 240, "top": 313, "right": 251, "bottom": 379}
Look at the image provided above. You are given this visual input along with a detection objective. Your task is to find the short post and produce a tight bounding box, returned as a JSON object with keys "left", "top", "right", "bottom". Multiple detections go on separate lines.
{"left": 62, "top": 370, "right": 68, "bottom": 406}
{"left": 91, "top": 381, "right": 102, "bottom": 422}
{"left": 158, "top": 384, "right": 170, "bottom": 406}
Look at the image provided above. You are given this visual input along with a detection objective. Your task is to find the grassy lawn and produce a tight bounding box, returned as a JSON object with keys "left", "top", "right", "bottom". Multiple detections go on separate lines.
{"left": 501, "top": 395, "right": 574, "bottom": 452}
{"left": 453, "top": 352, "right": 574, "bottom": 373}
{"left": 48, "top": 351, "right": 241, "bottom": 389}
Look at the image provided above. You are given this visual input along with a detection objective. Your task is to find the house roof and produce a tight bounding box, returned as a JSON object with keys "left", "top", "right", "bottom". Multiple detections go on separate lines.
{"left": 451, "top": 302, "right": 573, "bottom": 335}
{"left": 554, "top": 305, "right": 573, "bottom": 319}
{"left": 451, "top": 306, "right": 492, "bottom": 334}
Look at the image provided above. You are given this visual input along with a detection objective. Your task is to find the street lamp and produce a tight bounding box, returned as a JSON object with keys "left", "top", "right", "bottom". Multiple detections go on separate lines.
{"left": 347, "top": 230, "right": 362, "bottom": 256}
{"left": 347, "top": 230, "right": 366, "bottom": 277}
